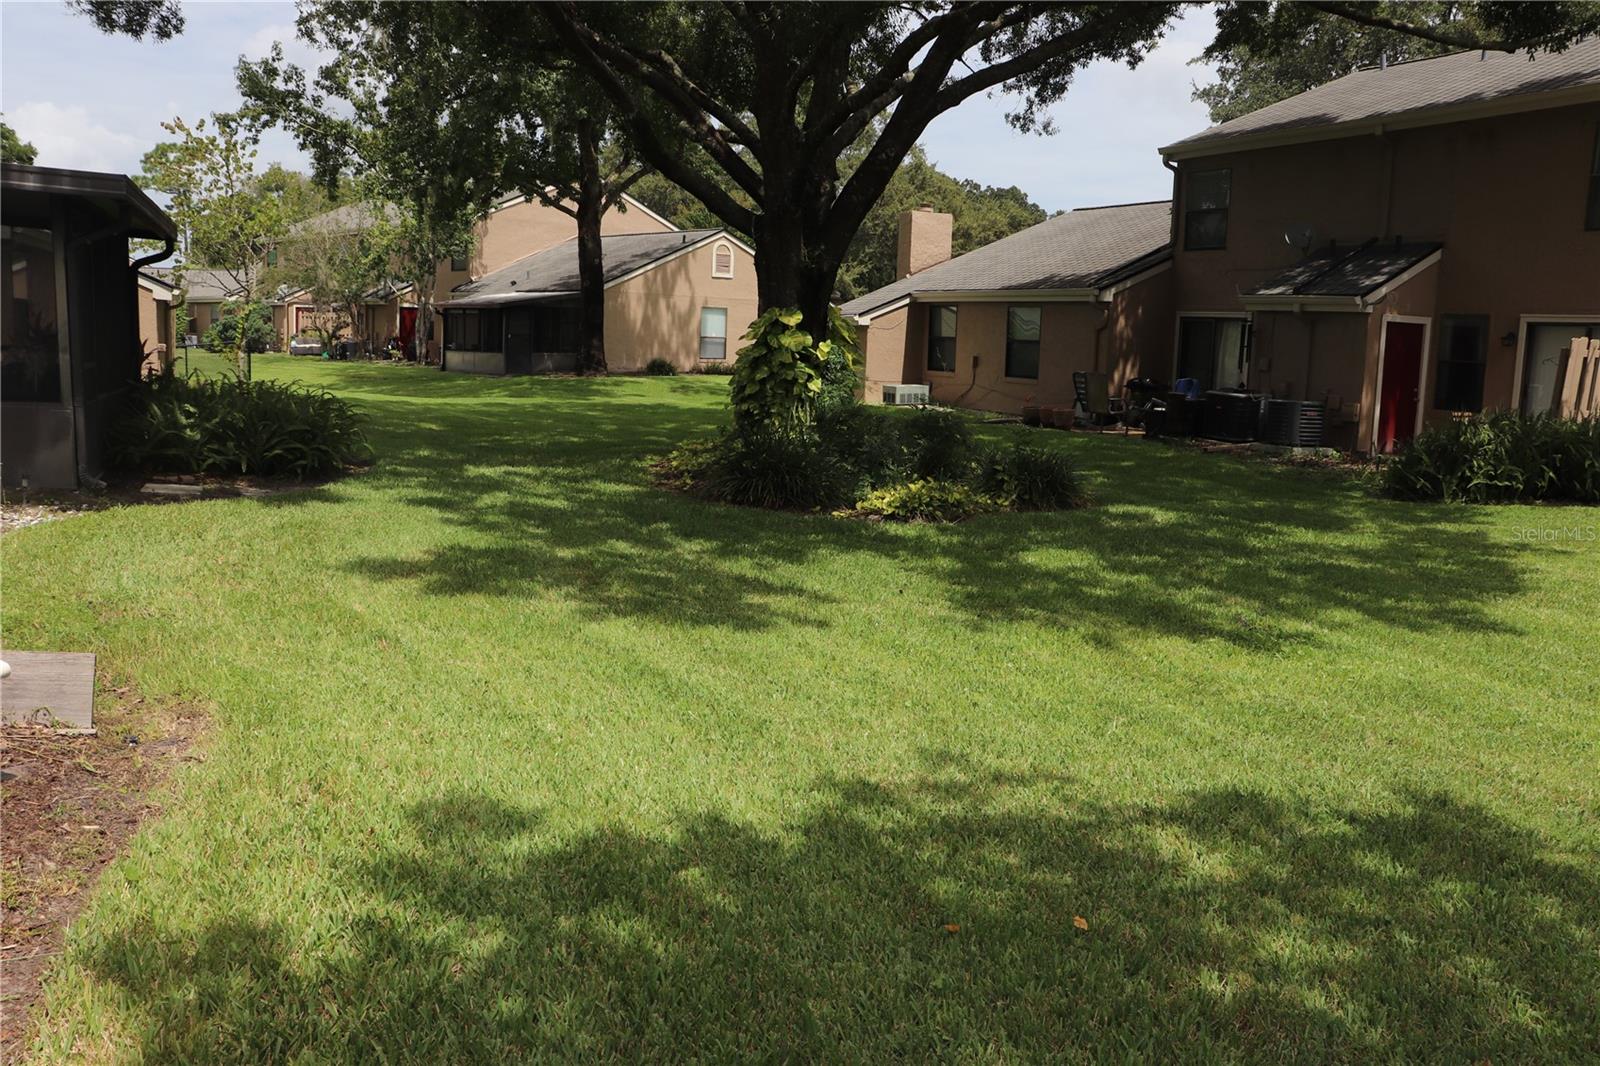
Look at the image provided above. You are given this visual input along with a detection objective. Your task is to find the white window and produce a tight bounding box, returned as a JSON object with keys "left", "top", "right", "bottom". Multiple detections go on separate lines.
{"left": 711, "top": 241, "right": 734, "bottom": 279}
{"left": 700, "top": 307, "right": 728, "bottom": 360}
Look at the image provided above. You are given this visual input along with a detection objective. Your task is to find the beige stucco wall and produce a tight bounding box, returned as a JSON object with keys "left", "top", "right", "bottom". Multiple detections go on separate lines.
{"left": 434, "top": 196, "right": 675, "bottom": 296}
{"left": 188, "top": 300, "right": 219, "bottom": 336}
{"left": 861, "top": 305, "right": 912, "bottom": 401}
{"left": 1171, "top": 100, "right": 1600, "bottom": 425}
{"left": 859, "top": 269, "right": 1173, "bottom": 415}
{"left": 137, "top": 284, "right": 175, "bottom": 376}
{"left": 604, "top": 238, "right": 758, "bottom": 371}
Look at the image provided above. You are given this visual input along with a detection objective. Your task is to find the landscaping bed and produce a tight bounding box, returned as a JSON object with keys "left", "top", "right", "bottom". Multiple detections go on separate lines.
{"left": 655, "top": 404, "right": 1087, "bottom": 521}
{"left": 1, "top": 691, "right": 206, "bottom": 1061}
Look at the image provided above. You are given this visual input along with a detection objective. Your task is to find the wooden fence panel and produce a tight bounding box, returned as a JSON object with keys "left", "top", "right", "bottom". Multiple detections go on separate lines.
{"left": 1560, "top": 337, "right": 1599, "bottom": 419}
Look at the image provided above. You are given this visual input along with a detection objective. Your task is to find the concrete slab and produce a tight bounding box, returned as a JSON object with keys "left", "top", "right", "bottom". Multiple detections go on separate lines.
{"left": 0, "top": 650, "right": 95, "bottom": 730}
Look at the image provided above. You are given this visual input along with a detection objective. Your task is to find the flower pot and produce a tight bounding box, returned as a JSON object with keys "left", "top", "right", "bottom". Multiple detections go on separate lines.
{"left": 1021, "top": 404, "right": 1041, "bottom": 426}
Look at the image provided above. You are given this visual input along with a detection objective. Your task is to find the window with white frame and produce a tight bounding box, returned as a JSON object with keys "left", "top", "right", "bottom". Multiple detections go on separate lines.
{"left": 700, "top": 307, "right": 728, "bottom": 360}
{"left": 711, "top": 241, "right": 735, "bottom": 279}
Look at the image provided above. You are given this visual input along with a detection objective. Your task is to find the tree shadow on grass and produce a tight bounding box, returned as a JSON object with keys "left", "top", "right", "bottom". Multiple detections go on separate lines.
{"left": 339, "top": 394, "right": 1531, "bottom": 646}
{"left": 80, "top": 762, "right": 1600, "bottom": 1062}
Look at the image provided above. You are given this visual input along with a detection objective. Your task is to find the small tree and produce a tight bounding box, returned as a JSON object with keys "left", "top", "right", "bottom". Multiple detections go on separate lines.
{"left": 237, "top": 7, "right": 506, "bottom": 366}
{"left": 269, "top": 200, "right": 395, "bottom": 356}
{"left": 155, "top": 113, "right": 286, "bottom": 378}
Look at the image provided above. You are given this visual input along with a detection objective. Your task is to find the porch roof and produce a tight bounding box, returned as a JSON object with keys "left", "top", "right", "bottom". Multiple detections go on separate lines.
{"left": 1246, "top": 241, "right": 1442, "bottom": 304}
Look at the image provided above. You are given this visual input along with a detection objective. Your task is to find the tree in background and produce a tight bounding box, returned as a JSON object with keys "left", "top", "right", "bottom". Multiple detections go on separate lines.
{"left": 237, "top": 3, "right": 505, "bottom": 365}
{"left": 242, "top": 2, "right": 651, "bottom": 374}
{"left": 1, "top": 120, "right": 38, "bottom": 164}
{"left": 835, "top": 147, "right": 1050, "bottom": 302}
{"left": 155, "top": 114, "right": 286, "bottom": 378}
{"left": 267, "top": 200, "right": 396, "bottom": 356}
{"left": 1196, "top": 1, "right": 1600, "bottom": 121}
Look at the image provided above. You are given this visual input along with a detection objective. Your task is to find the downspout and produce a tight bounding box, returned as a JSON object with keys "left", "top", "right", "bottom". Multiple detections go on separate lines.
{"left": 1163, "top": 155, "right": 1181, "bottom": 386}
{"left": 130, "top": 238, "right": 175, "bottom": 273}
{"left": 1162, "top": 156, "right": 1180, "bottom": 250}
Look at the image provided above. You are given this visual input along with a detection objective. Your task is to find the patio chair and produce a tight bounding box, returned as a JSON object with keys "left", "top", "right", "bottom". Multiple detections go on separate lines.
{"left": 1072, "top": 371, "right": 1126, "bottom": 430}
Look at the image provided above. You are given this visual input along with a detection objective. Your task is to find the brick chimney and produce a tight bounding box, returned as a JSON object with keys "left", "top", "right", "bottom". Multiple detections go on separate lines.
{"left": 896, "top": 203, "right": 953, "bottom": 278}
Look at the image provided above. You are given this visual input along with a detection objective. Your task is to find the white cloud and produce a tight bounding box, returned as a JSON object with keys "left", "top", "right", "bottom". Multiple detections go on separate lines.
{"left": 5, "top": 100, "right": 143, "bottom": 172}
{"left": 919, "top": 8, "right": 1222, "bottom": 213}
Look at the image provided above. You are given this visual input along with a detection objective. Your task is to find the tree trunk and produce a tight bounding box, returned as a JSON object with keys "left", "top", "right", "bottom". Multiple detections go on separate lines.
{"left": 575, "top": 121, "right": 608, "bottom": 375}
{"left": 754, "top": 210, "right": 837, "bottom": 345}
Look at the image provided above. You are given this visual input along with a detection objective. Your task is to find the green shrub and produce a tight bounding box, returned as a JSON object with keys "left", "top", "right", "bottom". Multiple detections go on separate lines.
{"left": 729, "top": 306, "right": 860, "bottom": 427}
{"left": 901, "top": 407, "right": 976, "bottom": 480}
{"left": 817, "top": 307, "right": 863, "bottom": 409}
{"left": 702, "top": 423, "right": 853, "bottom": 510}
{"left": 654, "top": 438, "right": 719, "bottom": 490}
{"left": 644, "top": 357, "right": 678, "bottom": 376}
{"left": 202, "top": 302, "right": 274, "bottom": 355}
{"left": 695, "top": 360, "right": 736, "bottom": 376}
{"left": 113, "top": 373, "right": 369, "bottom": 479}
{"left": 816, "top": 400, "right": 906, "bottom": 492}
{"left": 978, "top": 442, "right": 1086, "bottom": 510}
{"left": 853, "top": 480, "right": 1000, "bottom": 522}
{"left": 1383, "top": 412, "right": 1600, "bottom": 503}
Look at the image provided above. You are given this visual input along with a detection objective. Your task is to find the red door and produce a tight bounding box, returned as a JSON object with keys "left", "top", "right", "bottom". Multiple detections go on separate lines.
{"left": 1377, "top": 322, "right": 1425, "bottom": 452}
{"left": 399, "top": 308, "right": 418, "bottom": 357}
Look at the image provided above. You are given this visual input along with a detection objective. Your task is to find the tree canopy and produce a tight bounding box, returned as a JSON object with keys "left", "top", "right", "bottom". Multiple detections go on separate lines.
{"left": 68, "top": 0, "right": 183, "bottom": 41}
{"left": 1, "top": 120, "right": 37, "bottom": 165}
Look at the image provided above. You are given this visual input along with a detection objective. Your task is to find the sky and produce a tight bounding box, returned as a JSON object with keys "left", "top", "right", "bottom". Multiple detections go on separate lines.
{"left": 0, "top": 1, "right": 1220, "bottom": 214}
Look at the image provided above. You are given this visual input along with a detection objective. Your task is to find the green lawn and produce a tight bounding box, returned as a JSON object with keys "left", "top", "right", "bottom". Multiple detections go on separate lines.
{"left": 6, "top": 357, "right": 1597, "bottom": 1063}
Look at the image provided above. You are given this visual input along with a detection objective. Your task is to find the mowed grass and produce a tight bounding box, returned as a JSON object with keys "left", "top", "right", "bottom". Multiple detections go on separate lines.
{"left": 5, "top": 357, "right": 1597, "bottom": 1063}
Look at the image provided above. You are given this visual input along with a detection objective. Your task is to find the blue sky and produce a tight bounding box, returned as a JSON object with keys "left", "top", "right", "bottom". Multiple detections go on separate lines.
{"left": 0, "top": 2, "right": 1220, "bottom": 214}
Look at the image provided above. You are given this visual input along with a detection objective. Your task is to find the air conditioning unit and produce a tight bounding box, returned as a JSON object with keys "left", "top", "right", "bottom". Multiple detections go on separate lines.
{"left": 881, "top": 383, "right": 930, "bottom": 406}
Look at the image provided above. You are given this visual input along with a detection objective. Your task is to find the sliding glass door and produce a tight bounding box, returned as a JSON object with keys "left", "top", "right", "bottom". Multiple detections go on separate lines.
{"left": 1176, "top": 316, "right": 1249, "bottom": 392}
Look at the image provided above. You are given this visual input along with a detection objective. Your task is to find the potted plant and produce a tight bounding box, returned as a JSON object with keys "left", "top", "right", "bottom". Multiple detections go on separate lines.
{"left": 1022, "top": 394, "right": 1041, "bottom": 426}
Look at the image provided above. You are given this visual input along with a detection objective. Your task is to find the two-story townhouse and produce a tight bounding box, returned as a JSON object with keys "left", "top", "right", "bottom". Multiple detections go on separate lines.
{"left": 1162, "top": 41, "right": 1600, "bottom": 451}
{"left": 848, "top": 40, "right": 1600, "bottom": 454}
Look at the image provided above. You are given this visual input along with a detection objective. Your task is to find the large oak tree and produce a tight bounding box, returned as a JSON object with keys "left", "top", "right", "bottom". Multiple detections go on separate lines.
{"left": 541, "top": 1, "right": 1599, "bottom": 338}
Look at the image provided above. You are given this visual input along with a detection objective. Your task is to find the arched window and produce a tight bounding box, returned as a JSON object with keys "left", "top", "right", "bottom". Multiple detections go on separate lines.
{"left": 711, "top": 240, "right": 735, "bottom": 279}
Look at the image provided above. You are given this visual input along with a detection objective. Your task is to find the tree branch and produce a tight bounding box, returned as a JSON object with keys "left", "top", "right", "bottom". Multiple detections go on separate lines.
{"left": 539, "top": 3, "right": 760, "bottom": 232}
{"left": 1304, "top": 2, "right": 1545, "bottom": 52}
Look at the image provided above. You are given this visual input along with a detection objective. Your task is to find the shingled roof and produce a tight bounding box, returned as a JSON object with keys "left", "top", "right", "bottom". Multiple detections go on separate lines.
{"left": 838, "top": 200, "right": 1172, "bottom": 319}
{"left": 1164, "top": 39, "right": 1600, "bottom": 159}
{"left": 440, "top": 229, "right": 735, "bottom": 308}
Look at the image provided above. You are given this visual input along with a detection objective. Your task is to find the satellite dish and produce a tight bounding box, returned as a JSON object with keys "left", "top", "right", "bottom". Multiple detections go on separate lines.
{"left": 1284, "top": 224, "right": 1315, "bottom": 252}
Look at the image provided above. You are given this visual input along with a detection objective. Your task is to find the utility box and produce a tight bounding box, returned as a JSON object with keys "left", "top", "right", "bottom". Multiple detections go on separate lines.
{"left": 881, "top": 383, "right": 930, "bottom": 406}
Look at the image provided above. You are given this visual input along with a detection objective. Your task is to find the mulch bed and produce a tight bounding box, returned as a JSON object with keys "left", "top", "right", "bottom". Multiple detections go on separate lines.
{"left": 1, "top": 469, "right": 361, "bottom": 535}
{"left": 0, "top": 688, "right": 207, "bottom": 1061}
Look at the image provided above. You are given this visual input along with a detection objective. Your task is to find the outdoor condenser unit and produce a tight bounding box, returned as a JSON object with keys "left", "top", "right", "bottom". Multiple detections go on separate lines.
{"left": 881, "top": 383, "right": 930, "bottom": 406}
